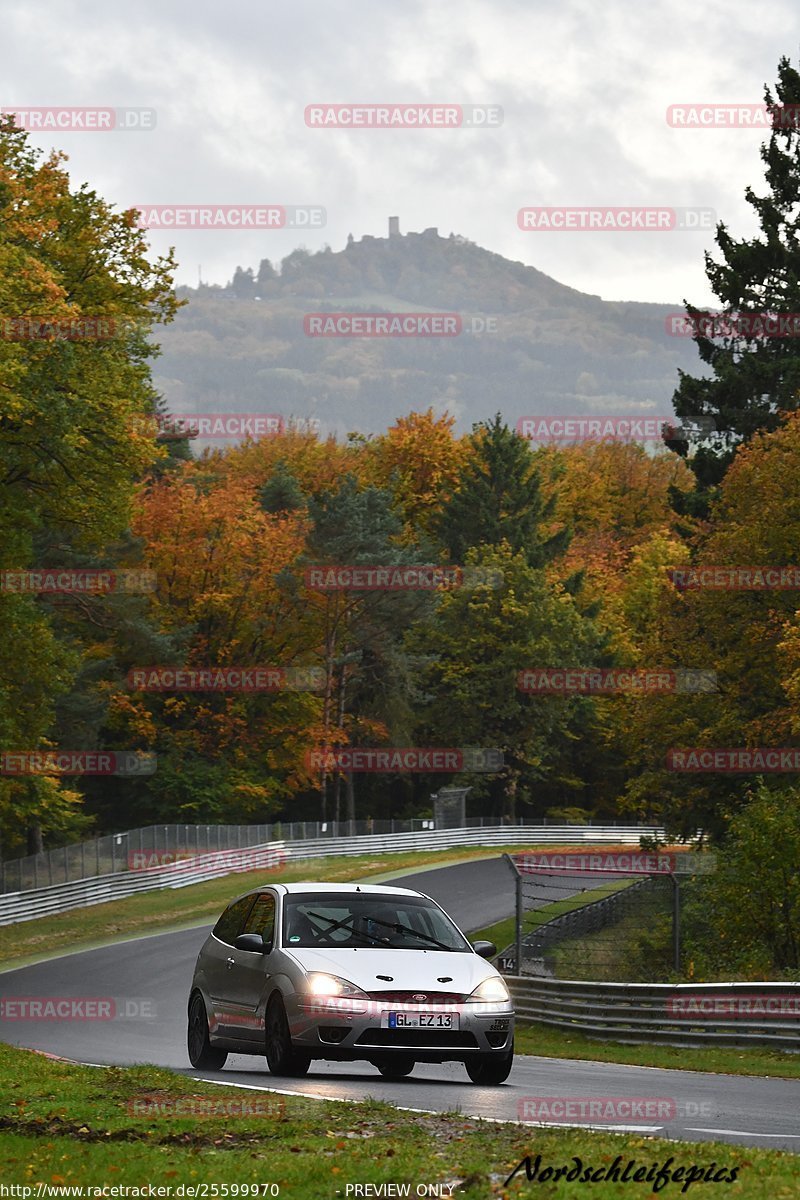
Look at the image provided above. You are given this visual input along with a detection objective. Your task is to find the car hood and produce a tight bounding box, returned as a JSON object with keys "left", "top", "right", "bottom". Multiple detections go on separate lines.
{"left": 281, "top": 946, "right": 499, "bottom": 994}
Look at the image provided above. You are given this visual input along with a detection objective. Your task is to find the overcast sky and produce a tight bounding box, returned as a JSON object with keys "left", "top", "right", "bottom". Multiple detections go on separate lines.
{"left": 3, "top": 0, "right": 795, "bottom": 306}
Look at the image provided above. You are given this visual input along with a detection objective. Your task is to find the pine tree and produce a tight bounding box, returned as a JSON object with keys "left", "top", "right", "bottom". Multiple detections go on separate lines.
{"left": 433, "top": 414, "right": 569, "bottom": 566}
{"left": 258, "top": 461, "right": 305, "bottom": 514}
{"left": 670, "top": 57, "right": 800, "bottom": 512}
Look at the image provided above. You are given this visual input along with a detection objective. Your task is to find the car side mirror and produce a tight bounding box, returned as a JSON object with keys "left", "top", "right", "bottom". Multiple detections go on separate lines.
{"left": 235, "top": 933, "right": 271, "bottom": 953}
{"left": 471, "top": 940, "right": 497, "bottom": 959}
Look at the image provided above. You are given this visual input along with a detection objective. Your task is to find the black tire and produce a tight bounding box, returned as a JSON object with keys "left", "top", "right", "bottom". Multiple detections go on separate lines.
{"left": 373, "top": 1055, "right": 415, "bottom": 1079}
{"left": 187, "top": 992, "right": 228, "bottom": 1070}
{"left": 265, "top": 995, "right": 311, "bottom": 1077}
{"left": 465, "top": 1042, "right": 514, "bottom": 1085}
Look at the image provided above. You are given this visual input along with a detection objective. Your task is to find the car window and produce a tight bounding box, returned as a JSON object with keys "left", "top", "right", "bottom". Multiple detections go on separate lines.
{"left": 240, "top": 892, "right": 275, "bottom": 942}
{"left": 213, "top": 894, "right": 256, "bottom": 945}
{"left": 282, "top": 893, "right": 470, "bottom": 950}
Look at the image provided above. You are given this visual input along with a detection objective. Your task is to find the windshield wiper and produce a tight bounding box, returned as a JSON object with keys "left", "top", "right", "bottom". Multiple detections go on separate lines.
{"left": 365, "top": 914, "right": 453, "bottom": 951}
{"left": 305, "top": 910, "right": 388, "bottom": 947}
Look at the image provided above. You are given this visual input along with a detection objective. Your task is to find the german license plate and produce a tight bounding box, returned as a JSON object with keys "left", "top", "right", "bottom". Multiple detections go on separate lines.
{"left": 381, "top": 1011, "right": 459, "bottom": 1029}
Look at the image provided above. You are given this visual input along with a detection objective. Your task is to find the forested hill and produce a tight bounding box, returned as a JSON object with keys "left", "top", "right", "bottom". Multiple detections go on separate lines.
{"left": 154, "top": 227, "right": 704, "bottom": 436}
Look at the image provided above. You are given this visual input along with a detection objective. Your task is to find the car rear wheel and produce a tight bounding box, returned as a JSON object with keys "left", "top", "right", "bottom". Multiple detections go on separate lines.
{"left": 465, "top": 1042, "right": 513, "bottom": 1085}
{"left": 265, "top": 996, "right": 311, "bottom": 1077}
{"left": 373, "top": 1055, "right": 415, "bottom": 1079}
{"left": 187, "top": 992, "right": 228, "bottom": 1070}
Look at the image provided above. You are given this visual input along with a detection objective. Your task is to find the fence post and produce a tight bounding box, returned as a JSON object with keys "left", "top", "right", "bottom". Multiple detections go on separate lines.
{"left": 515, "top": 872, "right": 523, "bottom": 976}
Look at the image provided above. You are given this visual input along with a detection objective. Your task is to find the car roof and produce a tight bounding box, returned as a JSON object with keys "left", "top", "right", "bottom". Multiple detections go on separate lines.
{"left": 223, "top": 881, "right": 428, "bottom": 906}
{"left": 276, "top": 882, "right": 423, "bottom": 897}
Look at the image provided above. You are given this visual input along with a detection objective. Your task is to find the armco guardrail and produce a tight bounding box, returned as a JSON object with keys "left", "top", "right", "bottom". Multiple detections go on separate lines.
{"left": 508, "top": 976, "right": 800, "bottom": 1051}
{"left": 0, "top": 845, "right": 288, "bottom": 927}
{"left": 0, "top": 824, "right": 663, "bottom": 926}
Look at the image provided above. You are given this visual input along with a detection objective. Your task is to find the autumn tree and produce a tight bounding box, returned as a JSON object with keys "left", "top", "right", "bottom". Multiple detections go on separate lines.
{"left": 0, "top": 119, "right": 178, "bottom": 854}
{"left": 128, "top": 464, "right": 320, "bottom": 821}
{"left": 360, "top": 409, "right": 467, "bottom": 535}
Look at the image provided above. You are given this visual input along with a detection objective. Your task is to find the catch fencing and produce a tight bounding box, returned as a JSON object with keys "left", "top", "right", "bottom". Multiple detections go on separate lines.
{"left": 498, "top": 877, "right": 672, "bottom": 978}
{"left": 0, "top": 823, "right": 663, "bottom": 926}
{"left": 1, "top": 818, "right": 639, "bottom": 894}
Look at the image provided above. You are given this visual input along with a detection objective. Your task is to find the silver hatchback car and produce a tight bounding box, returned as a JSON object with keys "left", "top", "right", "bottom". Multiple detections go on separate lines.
{"left": 188, "top": 882, "right": 514, "bottom": 1083}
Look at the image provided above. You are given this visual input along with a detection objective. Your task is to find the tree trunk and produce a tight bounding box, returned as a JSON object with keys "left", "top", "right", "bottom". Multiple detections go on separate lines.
{"left": 319, "top": 615, "right": 338, "bottom": 823}
{"left": 27, "top": 822, "right": 44, "bottom": 855}
{"left": 332, "top": 660, "right": 348, "bottom": 829}
{"left": 502, "top": 769, "right": 519, "bottom": 824}
{"left": 346, "top": 771, "right": 355, "bottom": 828}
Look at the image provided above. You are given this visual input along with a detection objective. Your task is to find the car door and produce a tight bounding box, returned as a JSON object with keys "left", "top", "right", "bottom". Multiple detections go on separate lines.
{"left": 222, "top": 891, "right": 277, "bottom": 1043}
{"left": 204, "top": 893, "right": 257, "bottom": 1036}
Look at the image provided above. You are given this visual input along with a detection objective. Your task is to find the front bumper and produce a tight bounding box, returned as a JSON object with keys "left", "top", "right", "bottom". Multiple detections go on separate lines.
{"left": 288, "top": 996, "right": 515, "bottom": 1062}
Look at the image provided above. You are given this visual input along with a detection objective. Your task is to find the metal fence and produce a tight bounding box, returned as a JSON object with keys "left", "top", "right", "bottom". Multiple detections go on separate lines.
{"left": 0, "top": 823, "right": 664, "bottom": 926}
{"left": 508, "top": 976, "right": 800, "bottom": 1051}
{"left": 1, "top": 819, "right": 439, "bottom": 894}
{"left": 499, "top": 877, "right": 674, "bottom": 980}
{"left": 0, "top": 817, "right": 653, "bottom": 895}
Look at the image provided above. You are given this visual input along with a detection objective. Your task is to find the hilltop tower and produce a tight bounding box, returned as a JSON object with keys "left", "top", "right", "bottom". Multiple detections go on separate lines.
{"left": 388, "top": 216, "right": 400, "bottom": 238}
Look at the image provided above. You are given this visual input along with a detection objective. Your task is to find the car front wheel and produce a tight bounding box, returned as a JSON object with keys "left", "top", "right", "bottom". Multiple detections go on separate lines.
{"left": 265, "top": 995, "right": 311, "bottom": 1077}
{"left": 465, "top": 1043, "right": 513, "bottom": 1085}
{"left": 187, "top": 992, "right": 228, "bottom": 1070}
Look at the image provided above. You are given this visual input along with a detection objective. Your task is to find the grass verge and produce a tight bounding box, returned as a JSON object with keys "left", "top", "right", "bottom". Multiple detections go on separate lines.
{"left": 0, "top": 1043, "right": 795, "bottom": 1197}
{"left": 513, "top": 1021, "right": 800, "bottom": 1079}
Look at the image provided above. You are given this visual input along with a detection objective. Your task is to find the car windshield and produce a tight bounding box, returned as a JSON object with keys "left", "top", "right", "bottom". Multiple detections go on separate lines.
{"left": 282, "top": 892, "right": 471, "bottom": 951}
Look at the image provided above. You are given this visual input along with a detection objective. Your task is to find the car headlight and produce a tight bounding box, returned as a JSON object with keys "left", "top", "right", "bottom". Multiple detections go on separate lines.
{"left": 305, "top": 972, "right": 367, "bottom": 999}
{"left": 469, "top": 976, "right": 510, "bottom": 1003}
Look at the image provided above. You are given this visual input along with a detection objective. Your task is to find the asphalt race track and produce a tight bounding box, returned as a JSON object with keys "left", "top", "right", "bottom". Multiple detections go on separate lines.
{"left": 1, "top": 857, "right": 799, "bottom": 1153}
